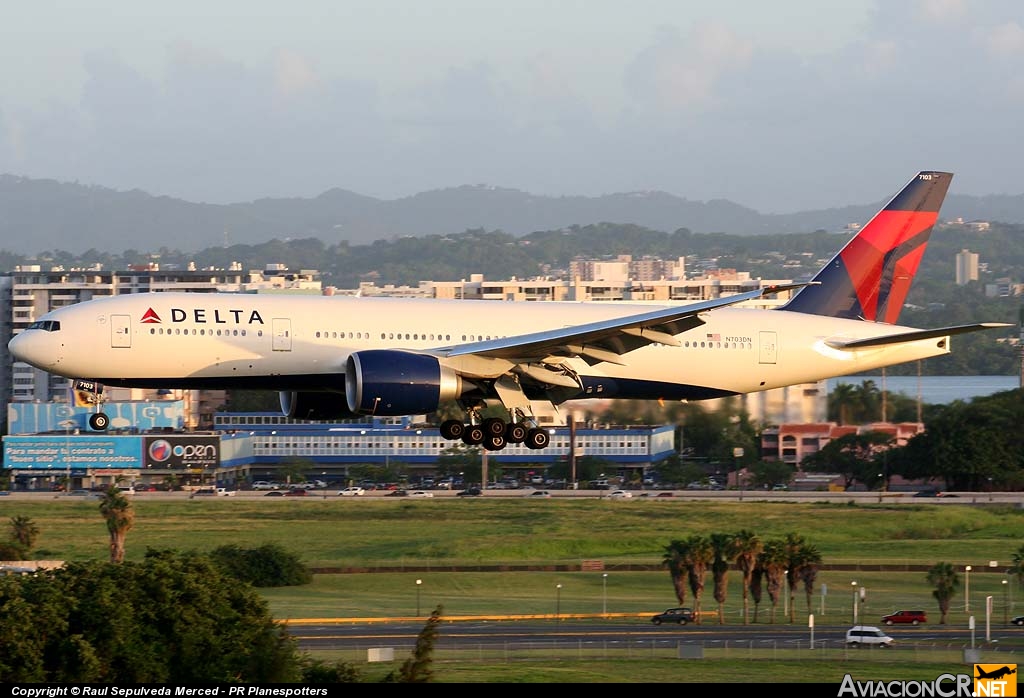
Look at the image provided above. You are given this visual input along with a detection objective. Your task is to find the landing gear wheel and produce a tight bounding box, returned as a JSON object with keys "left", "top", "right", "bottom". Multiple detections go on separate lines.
{"left": 506, "top": 423, "right": 528, "bottom": 444}
{"left": 440, "top": 420, "right": 464, "bottom": 440}
{"left": 462, "top": 425, "right": 485, "bottom": 446}
{"left": 89, "top": 412, "right": 110, "bottom": 431}
{"left": 525, "top": 427, "right": 550, "bottom": 450}
{"left": 482, "top": 417, "right": 506, "bottom": 437}
{"left": 484, "top": 434, "right": 507, "bottom": 451}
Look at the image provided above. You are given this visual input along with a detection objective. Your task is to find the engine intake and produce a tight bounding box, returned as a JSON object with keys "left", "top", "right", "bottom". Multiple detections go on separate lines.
{"left": 280, "top": 391, "right": 359, "bottom": 421}
{"left": 345, "top": 350, "right": 462, "bottom": 416}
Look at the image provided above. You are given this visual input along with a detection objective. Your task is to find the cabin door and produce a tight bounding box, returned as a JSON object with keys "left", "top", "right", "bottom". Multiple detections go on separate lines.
{"left": 272, "top": 318, "right": 292, "bottom": 351}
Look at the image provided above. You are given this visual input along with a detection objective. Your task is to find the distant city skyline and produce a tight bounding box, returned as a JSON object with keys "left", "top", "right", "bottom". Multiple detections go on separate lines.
{"left": 3, "top": 2, "right": 1024, "bottom": 214}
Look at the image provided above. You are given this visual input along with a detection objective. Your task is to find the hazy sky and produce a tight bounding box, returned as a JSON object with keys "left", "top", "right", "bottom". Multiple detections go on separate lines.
{"left": 2, "top": 0, "right": 1023, "bottom": 212}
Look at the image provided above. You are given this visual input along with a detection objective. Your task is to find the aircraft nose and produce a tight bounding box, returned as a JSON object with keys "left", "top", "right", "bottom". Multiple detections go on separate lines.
{"left": 8, "top": 330, "right": 60, "bottom": 370}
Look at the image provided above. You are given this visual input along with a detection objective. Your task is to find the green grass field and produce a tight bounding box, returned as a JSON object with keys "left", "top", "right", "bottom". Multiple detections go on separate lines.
{"left": 5, "top": 496, "right": 1022, "bottom": 682}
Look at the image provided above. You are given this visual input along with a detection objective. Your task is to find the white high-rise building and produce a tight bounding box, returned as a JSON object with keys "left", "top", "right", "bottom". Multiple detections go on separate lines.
{"left": 955, "top": 249, "right": 979, "bottom": 285}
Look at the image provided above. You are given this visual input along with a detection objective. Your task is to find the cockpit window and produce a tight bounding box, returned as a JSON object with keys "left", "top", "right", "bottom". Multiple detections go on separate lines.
{"left": 26, "top": 320, "right": 60, "bottom": 332}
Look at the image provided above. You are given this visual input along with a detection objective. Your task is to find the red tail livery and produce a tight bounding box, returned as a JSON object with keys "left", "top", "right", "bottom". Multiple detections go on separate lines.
{"left": 781, "top": 171, "right": 952, "bottom": 323}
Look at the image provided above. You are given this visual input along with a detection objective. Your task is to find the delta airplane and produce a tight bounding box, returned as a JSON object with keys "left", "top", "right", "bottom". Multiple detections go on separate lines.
{"left": 8, "top": 171, "right": 1011, "bottom": 451}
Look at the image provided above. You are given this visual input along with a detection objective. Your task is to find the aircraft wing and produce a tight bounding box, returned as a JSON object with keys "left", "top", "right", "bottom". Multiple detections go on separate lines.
{"left": 435, "top": 283, "right": 807, "bottom": 367}
{"left": 825, "top": 322, "right": 1013, "bottom": 350}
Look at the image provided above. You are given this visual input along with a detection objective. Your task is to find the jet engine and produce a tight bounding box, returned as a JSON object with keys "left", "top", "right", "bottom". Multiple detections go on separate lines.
{"left": 345, "top": 350, "right": 462, "bottom": 416}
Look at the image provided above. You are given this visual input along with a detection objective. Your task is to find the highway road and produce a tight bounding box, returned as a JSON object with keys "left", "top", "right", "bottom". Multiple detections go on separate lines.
{"left": 285, "top": 617, "right": 1021, "bottom": 654}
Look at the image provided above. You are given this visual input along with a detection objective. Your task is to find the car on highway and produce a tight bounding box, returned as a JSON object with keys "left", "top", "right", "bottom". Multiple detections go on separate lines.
{"left": 264, "top": 491, "right": 284, "bottom": 497}
{"left": 608, "top": 490, "right": 633, "bottom": 499}
{"left": 1011, "top": 615, "right": 1024, "bottom": 626}
{"left": 385, "top": 489, "right": 409, "bottom": 497}
{"left": 252, "top": 481, "right": 278, "bottom": 491}
{"left": 193, "top": 487, "right": 235, "bottom": 497}
{"left": 407, "top": 490, "right": 434, "bottom": 498}
{"left": 526, "top": 490, "right": 552, "bottom": 498}
{"left": 846, "top": 625, "right": 894, "bottom": 647}
{"left": 651, "top": 607, "right": 695, "bottom": 625}
{"left": 456, "top": 487, "right": 482, "bottom": 497}
{"left": 339, "top": 486, "right": 366, "bottom": 497}
{"left": 881, "top": 610, "right": 927, "bottom": 625}
{"left": 283, "top": 488, "right": 308, "bottom": 497}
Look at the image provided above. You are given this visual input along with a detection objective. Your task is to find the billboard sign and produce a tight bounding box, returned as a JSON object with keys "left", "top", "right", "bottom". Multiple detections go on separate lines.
{"left": 2, "top": 435, "right": 142, "bottom": 470}
{"left": 144, "top": 436, "right": 220, "bottom": 470}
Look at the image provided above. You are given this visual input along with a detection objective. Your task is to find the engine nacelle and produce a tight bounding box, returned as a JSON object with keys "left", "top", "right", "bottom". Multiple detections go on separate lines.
{"left": 345, "top": 350, "right": 462, "bottom": 416}
{"left": 279, "top": 391, "right": 360, "bottom": 421}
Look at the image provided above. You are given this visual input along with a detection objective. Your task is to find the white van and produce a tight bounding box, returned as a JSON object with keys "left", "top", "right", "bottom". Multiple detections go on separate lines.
{"left": 845, "top": 625, "right": 894, "bottom": 647}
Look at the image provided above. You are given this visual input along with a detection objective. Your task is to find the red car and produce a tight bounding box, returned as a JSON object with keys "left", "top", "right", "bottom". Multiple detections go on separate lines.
{"left": 881, "top": 610, "right": 927, "bottom": 625}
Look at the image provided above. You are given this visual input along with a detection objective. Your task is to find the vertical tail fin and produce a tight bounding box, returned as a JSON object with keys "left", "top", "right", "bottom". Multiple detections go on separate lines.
{"left": 780, "top": 171, "right": 953, "bottom": 322}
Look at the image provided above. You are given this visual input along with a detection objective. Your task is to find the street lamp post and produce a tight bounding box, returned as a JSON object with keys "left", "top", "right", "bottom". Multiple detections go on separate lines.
{"left": 1003, "top": 579, "right": 1009, "bottom": 624}
{"left": 851, "top": 581, "right": 858, "bottom": 624}
{"left": 416, "top": 578, "right": 422, "bottom": 617}
{"left": 59, "top": 419, "right": 76, "bottom": 492}
{"left": 732, "top": 447, "right": 744, "bottom": 501}
{"left": 965, "top": 566, "right": 972, "bottom": 613}
{"left": 784, "top": 570, "right": 789, "bottom": 619}
{"left": 556, "top": 584, "right": 562, "bottom": 624}
{"left": 602, "top": 573, "right": 608, "bottom": 618}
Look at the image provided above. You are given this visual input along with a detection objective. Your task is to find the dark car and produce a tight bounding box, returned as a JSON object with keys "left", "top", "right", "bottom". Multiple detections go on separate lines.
{"left": 651, "top": 607, "right": 695, "bottom": 625}
{"left": 457, "top": 487, "right": 482, "bottom": 497}
{"left": 264, "top": 491, "right": 284, "bottom": 497}
{"left": 385, "top": 489, "right": 409, "bottom": 497}
{"left": 1011, "top": 615, "right": 1024, "bottom": 626}
{"left": 284, "top": 488, "right": 308, "bottom": 496}
{"left": 881, "top": 609, "right": 927, "bottom": 625}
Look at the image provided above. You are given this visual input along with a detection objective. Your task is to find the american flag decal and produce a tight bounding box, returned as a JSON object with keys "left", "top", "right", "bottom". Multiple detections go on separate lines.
{"left": 707, "top": 333, "right": 720, "bottom": 342}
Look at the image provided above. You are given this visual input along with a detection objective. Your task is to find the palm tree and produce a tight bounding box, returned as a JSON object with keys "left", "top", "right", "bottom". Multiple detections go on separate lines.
{"left": 926, "top": 562, "right": 960, "bottom": 624}
{"left": 759, "top": 539, "right": 788, "bottom": 624}
{"left": 99, "top": 486, "right": 135, "bottom": 563}
{"left": 1011, "top": 544, "right": 1024, "bottom": 591}
{"left": 709, "top": 532, "right": 737, "bottom": 624}
{"left": 793, "top": 543, "right": 823, "bottom": 619}
{"left": 683, "top": 535, "right": 713, "bottom": 624}
{"left": 749, "top": 565, "right": 765, "bottom": 623}
{"left": 733, "top": 529, "right": 762, "bottom": 625}
{"left": 661, "top": 540, "right": 689, "bottom": 607}
{"left": 783, "top": 532, "right": 821, "bottom": 623}
{"left": 9, "top": 515, "right": 39, "bottom": 551}
{"left": 829, "top": 382, "right": 859, "bottom": 425}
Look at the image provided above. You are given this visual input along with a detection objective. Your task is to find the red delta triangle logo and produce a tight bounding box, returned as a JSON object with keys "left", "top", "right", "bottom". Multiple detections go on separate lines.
{"left": 141, "top": 308, "right": 162, "bottom": 324}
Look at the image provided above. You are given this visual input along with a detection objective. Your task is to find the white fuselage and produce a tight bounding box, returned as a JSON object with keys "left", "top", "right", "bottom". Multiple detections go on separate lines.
{"left": 10, "top": 292, "right": 951, "bottom": 402}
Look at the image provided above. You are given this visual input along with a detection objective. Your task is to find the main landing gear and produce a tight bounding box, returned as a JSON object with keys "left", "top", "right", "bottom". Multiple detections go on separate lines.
{"left": 439, "top": 417, "right": 550, "bottom": 451}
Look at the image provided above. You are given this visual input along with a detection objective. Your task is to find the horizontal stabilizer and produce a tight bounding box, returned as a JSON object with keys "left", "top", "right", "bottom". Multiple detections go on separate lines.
{"left": 825, "top": 322, "right": 1013, "bottom": 350}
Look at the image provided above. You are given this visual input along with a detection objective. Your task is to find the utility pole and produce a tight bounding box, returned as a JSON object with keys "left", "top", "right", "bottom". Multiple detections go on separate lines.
{"left": 1019, "top": 306, "right": 1024, "bottom": 389}
{"left": 569, "top": 415, "right": 577, "bottom": 490}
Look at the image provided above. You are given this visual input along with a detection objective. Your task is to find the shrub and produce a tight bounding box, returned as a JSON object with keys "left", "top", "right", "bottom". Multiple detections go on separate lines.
{"left": 209, "top": 543, "right": 312, "bottom": 587}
